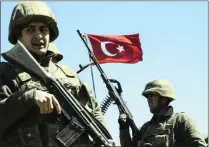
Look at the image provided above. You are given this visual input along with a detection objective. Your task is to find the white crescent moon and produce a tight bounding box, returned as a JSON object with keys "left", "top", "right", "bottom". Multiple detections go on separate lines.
{"left": 100, "top": 41, "right": 117, "bottom": 57}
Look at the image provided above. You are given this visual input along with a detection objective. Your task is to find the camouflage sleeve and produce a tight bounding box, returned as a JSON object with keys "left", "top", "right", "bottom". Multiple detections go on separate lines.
{"left": 175, "top": 113, "right": 207, "bottom": 147}
{"left": 55, "top": 63, "right": 107, "bottom": 128}
{"left": 0, "top": 62, "right": 36, "bottom": 138}
{"left": 89, "top": 94, "right": 107, "bottom": 128}
{"left": 79, "top": 82, "right": 107, "bottom": 128}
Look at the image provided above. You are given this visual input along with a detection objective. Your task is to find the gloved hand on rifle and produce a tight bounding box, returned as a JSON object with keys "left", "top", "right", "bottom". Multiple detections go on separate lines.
{"left": 118, "top": 113, "right": 134, "bottom": 129}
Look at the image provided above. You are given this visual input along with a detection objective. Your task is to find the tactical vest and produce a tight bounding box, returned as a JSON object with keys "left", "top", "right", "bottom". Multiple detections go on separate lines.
{"left": 137, "top": 113, "right": 183, "bottom": 147}
{"left": 1, "top": 62, "right": 93, "bottom": 147}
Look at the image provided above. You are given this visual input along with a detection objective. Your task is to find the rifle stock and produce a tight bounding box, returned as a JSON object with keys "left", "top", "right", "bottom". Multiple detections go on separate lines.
{"left": 77, "top": 30, "right": 140, "bottom": 137}
{"left": 1, "top": 41, "right": 50, "bottom": 81}
{"left": 1, "top": 41, "right": 112, "bottom": 147}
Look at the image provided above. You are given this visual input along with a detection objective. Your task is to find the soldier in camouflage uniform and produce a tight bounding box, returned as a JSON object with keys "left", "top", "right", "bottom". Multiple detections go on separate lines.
{"left": 118, "top": 79, "right": 207, "bottom": 147}
{"left": 0, "top": 1, "right": 113, "bottom": 147}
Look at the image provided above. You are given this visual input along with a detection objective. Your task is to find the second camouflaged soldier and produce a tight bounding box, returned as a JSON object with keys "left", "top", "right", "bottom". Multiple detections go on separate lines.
{"left": 0, "top": 1, "right": 112, "bottom": 147}
{"left": 118, "top": 79, "right": 207, "bottom": 147}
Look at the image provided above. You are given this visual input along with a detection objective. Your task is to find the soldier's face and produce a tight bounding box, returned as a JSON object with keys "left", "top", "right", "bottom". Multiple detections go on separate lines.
{"left": 147, "top": 94, "right": 160, "bottom": 113}
{"left": 19, "top": 22, "right": 50, "bottom": 57}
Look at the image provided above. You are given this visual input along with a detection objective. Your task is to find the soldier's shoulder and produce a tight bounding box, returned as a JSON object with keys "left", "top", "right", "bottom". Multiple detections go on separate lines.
{"left": 0, "top": 61, "right": 12, "bottom": 71}
{"left": 171, "top": 112, "right": 192, "bottom": 123}
{"left": 174, "top": 112, "right": 187, "bottom": 118}
{"left": 140, "top": 121, "right": 150, "bottom": 130}
{"left": 0, "top": 61, "right": 9, "bottom": 66}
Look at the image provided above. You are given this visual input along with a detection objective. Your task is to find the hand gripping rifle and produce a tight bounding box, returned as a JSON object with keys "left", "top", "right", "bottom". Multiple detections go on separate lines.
{"left": 77, "top": 30, "right": 140, "bottom": 138}
{"left": 1, "top": 41, "right": 112, "bottom": 147}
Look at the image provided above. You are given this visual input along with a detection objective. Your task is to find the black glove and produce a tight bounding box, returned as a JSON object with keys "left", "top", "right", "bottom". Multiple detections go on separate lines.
{"left": 118, "top": 113, "right": 132, "bottom": 129}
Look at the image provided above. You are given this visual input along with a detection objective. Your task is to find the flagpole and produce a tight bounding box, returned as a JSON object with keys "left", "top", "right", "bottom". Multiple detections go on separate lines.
{"left": 83, "top": 34, "right": 97, "bottom": 99}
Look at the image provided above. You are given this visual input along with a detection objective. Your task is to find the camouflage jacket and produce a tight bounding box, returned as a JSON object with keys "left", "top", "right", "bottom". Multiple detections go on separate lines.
{"left": 0, "top": 55, "right": 106, "bottom": 147}
{"left": 120, "top": 106, "right": 207, "bottom": 147}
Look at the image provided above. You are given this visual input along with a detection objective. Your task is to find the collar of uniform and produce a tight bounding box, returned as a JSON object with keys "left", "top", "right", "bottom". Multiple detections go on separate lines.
{"left": 40, "top": 51, "right": 56, "bottom": 66}
{"left": 41, "top": 58, "right": 58, "bottom": 74}
{"left": 29, "top": 50, "right": 56, "bottom": 66}
{"left": 151, "top": 106, "right": 174, "bottom": 123}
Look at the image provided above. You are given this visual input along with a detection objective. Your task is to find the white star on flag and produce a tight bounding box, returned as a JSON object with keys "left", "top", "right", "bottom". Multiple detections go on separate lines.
{"left": 116, "top": 45, "right": 125, "bottom": 52}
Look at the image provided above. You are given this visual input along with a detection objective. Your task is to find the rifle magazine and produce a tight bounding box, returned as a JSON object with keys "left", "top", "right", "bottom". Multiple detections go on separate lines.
{"left": 56, "top": 117, "right": 85, "bottom": 147}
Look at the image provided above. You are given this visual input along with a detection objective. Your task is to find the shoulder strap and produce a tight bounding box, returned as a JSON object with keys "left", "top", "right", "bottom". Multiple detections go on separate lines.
{"left": 56, "top": 63, "right": 78, "bottom": 78}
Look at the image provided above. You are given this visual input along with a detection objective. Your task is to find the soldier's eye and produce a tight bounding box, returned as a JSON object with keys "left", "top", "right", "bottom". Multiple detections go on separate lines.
{"left": 26, "top": 27, "right": 36, "bottom": 33}
{"left": 147, "top": 94, "right": 154, "bottom": 99}
{"left": 40, "top": 27, "right": 50, "bottom": 35}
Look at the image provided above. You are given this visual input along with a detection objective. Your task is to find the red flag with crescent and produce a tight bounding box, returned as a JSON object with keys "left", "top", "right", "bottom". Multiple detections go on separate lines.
{"left": 87, "top": 34, "right": 143, "bottom": 64}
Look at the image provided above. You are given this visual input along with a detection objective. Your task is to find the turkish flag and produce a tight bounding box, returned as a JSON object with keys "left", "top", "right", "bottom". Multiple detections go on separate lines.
{"left": 87, "top": 34, "right": 143, "bottom": 64}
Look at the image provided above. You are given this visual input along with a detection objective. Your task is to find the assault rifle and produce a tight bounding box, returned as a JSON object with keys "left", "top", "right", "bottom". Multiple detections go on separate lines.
{"left": 77, "top": 30, "right": 140, "bottom": 138}
{"left": 1, "top": 41, "right": 112, "bottom": 147}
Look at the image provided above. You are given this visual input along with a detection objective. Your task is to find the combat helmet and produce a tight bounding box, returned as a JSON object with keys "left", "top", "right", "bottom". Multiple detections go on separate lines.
{"left": 9, "top": 1, "right": 59, "bottom": 44}
{"left": 142, "top": 79, "right": 176, "bottom": 101}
